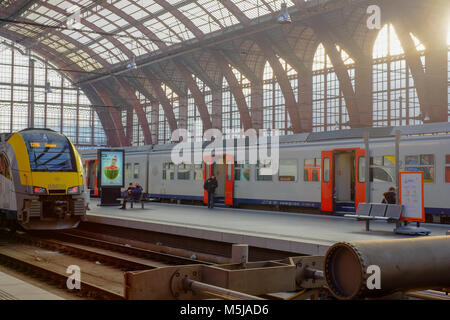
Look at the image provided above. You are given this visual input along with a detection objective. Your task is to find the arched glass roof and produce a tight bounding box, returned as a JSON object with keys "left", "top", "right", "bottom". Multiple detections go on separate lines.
{"left": 0, "top": 0, "right": 297, "bottom": 74}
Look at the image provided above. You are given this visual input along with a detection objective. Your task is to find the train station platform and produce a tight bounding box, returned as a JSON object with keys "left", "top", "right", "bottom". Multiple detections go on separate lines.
{"left": 87, "top": 201, "right": 450, "bottom": 256}
{"left": 0, "top": 272, "right": 64, "bottom": 300}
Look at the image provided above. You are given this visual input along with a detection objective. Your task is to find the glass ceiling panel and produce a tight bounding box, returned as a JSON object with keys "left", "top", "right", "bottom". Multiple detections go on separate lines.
{"left": 158, "top": 12, "right": 195, "bottom": 42}
{"left": 195, "top": 0, "right": 240, "bottom": 27}
{"left": 179, "top": 2, "right": 222, "bottom": 34}
{"left": 232, "top": 0, "right": 271, "bottom": 19}
{"left": 2, "top": 0, "right": 306, "bottom": 71}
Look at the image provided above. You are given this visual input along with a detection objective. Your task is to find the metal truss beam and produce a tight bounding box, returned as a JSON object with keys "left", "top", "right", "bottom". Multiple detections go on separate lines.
{"left": 212, "top": 51, "right": 253, "bottom": 131}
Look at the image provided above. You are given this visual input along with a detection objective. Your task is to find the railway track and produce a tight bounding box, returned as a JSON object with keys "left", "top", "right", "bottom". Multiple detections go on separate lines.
{"left": 0, "top": 229, "right": 207, "bottom": 300}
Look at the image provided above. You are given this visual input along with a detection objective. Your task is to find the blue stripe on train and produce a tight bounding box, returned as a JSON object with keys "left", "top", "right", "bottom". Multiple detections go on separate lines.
{"left": 150, "top": 193, "right": 450, "bottom": 215}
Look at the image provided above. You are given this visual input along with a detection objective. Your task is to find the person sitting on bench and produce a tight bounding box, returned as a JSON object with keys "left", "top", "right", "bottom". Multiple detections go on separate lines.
{"left": 120, "top": 183, "right": 135, "bottom": 209}
{"left": 132, "top": 183, "right": 143, "bottom": 201}
{"left": 382, "top": 187, "right": 396, "bottom": 204}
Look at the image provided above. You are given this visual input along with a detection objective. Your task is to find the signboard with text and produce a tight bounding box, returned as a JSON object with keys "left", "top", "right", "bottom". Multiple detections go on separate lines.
{"left": 399, "top": 171, "right": 424, "bottom": 222}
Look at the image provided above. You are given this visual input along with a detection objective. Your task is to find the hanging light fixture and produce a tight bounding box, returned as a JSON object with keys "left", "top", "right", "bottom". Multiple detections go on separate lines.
{"left": 277, "top": 2, "right": 292, "bottom": 24}
{"left": 127, "top": 55, "right": 137, "bottom": 69}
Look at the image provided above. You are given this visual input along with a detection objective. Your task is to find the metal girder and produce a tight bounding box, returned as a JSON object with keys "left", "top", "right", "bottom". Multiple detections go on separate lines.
{"left": 116, "top": 77, "right": 153, "bottom": 145}
{"left": 181, "top": 55, "right": 221, "bottom": 90}
{"left": 0, "top": 29, "right": 88, "bottom": 78}
{"left": 217, "top": 0, "right": 304, "bottom": 132}
{"left": 266, "top": 31, "right": 309, "bottom": 74}
{"left": 142, "top": 69, "right": 178, "bottom": 134}
{"left": 150, "top": 63, "right": 187, "bottom": 97}
{"left": 0, "top": 0, "right": 39, "bottom": 27}
{"left": 174, "top": 60, "right": 212, "bottom": 130}
{"left": 124, "top": 255, "right": 324, "bottom": 300}
{"left": 92, "top": 83, "right": 129, "bottom": 147}
{"left": 81, "top": 83, "right": 126, "bottom": 147}
{"left": 393, "top": 7, "right": 448, "bottom": 123}
{"left": 23, "top": 2, "right": 133, "bottom": 61}
{"left": 154, "top": 0, "right": 204, "bottom": 39}
{"left": 312, "top": 21, "right": 361, "bottom": 127}
{"left": 394, "top": 22, "right": 428, "bottom": 120}
{"left": 212, "top": 51, "right": 253, "bottom": 131}
{"left": 219, "top": 48, "right": 260, "bottom": 83}
{"left": 255, "top": 35, "right": 303, "bottom": 133}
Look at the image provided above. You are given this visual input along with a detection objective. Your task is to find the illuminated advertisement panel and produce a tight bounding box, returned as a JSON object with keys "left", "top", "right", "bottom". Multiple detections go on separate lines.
{"left": 98, "top": 149, "right": 125, "bottom": 188}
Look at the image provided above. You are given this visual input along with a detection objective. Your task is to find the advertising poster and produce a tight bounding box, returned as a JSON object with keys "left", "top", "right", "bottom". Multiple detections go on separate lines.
{"left": 399, "top": 171, "right": 424, "bottom": 222}
{"left": 99, "top": 149, "right": 125, "bottom": 188}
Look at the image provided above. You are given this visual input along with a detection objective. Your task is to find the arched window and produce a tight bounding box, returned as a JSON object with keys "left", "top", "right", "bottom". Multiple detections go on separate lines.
{"left": 222, "top": 67, "right": 249, "bottom": 140}
{"left": 134, "top": 91, "right": 153, "bottom": 146}
{"left": 312, "top": 43, "right": 353, "bottom": 132}
{"left": 262, "top": 58, "right": 296, "bottom": 135}
{"left": 372, "top": 24, "right": 424, "bottom": 127}
{"left": 187, "top": 76, "right": 212, "bottom": 141}
{"left": 0, "top": 39, "right": 106, "bottom": 147}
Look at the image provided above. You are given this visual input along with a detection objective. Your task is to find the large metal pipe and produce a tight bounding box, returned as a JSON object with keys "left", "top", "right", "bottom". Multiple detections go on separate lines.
{"left": 324, "top": 236, "right": 450, "bottom": 299}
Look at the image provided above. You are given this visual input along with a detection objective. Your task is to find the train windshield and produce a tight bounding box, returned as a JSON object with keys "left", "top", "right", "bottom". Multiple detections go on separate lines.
{"left": 20, "top": 130, "right": 76, "bottom": 172}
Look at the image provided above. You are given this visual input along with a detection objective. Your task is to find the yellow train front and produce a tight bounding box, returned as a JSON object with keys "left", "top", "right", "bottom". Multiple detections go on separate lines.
{"left": 0, "top": 128, "right": 86, "bottom": 230}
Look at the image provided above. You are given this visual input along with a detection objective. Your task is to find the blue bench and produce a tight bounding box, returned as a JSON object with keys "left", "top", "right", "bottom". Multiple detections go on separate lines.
{"left": 345, "top": 203, "right": 404, "bottom": 231}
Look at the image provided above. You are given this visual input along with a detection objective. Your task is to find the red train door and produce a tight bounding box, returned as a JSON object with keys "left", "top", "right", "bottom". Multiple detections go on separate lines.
{"left": 321, "top": 150, "right": 334, "bottom": 212}
{"left": 224, "top": 156, "right": 234, "bottom": 206}
{"left": 203, "top": 154, "right": 234, "bottom": 206}
{"left": 354, "top": 149, "right": 366, "bottom": 210}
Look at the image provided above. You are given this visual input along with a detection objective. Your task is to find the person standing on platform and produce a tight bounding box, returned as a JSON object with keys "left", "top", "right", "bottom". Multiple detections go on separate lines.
{"left": 382, "top": 186, "right": 396, "bottom": 204}
{"left": 204, "top": 175, "right": 218, "bottom": 209}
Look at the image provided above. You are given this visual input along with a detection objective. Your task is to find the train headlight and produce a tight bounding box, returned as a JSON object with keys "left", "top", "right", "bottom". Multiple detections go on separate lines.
{"left": 33, "top": 186, "right": 47, "bottom": 195}
{"left": 68, "top": 186, "right": 82, "bottom": 195}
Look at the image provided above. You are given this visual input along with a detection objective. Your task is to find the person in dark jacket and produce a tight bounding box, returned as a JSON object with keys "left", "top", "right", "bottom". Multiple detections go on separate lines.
{"left": 132, "top": 183, "right": 143, "bottom": 200}
{"left": 382, "top": 187, "right": 396, "bottom": 204}
{"left": 204, "top": 176, "right": 218, "bottom": 209}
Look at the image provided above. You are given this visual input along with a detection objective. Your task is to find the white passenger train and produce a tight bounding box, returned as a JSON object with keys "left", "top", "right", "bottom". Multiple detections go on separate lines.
{"left": 80, "top": 123, "right": 450, "bottom": 222}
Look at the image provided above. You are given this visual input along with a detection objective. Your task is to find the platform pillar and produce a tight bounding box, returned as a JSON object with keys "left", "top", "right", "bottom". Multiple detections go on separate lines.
{"left": 231, "top": 244, "right": 248, "bottom": 264}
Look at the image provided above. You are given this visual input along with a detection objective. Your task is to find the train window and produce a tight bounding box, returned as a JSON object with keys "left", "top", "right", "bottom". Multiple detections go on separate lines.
{"left": 370, "top": 155, "right": 395, "bottom": 182}
{"left": 163, "top": 162, "right": 175, "bottom": 180}
{"left": 133, "top": 163, "right": 140, "bottom": 179}
{"left": 405, "top": 154, "right": 435, "bottom": 183}
{"left": 256, "top": 161, "right": 273, "bottom": 181}
{"left": 304, "top": 159, "right": 320, "bottom": 182}
{"left": 0, "top": 153, "right": 11, "bottom": 180}
{"left": 358, "top": 157, "right": 365, "bottom": 183}
{"left": 420, "top": 154, "right": 434, "bottom": 165}
{"left": 323, "top": 158, "right": 330, "bottom": 182}
{"left": 177, "top": 164, "right": 191, "bottom": 180}
{"left": 125, "top": 163, "right": 132, "bottom": 180}
{"left": 446, "top": 155, "right": 450, "bottom": 183}
{"left": 279, "top": 160, "right": 297, "bottom": 182}
{"left": 405, "top": 155, "right": 419, "bottom": 165}
{"left": 234, "top": 161, "right": 250, "bottom": 181}
{"left": 194, "top": 164, "right": 203, "bottom": 181}
{"left": 227, "top": 163, "right": 232, "bottom": 180}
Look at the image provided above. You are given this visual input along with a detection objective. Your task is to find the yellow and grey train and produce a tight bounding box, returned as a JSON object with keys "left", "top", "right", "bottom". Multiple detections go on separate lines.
{"left": 0, "top": 128, "right": 86, "bottom": 230}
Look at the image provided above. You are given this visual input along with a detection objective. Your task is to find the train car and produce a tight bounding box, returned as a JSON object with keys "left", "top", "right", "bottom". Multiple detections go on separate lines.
{"left": 0, "top": 128, "right": 87, "bottom": 230}
{"left": 80, "top": 122, "right": 450, "bottom": 223}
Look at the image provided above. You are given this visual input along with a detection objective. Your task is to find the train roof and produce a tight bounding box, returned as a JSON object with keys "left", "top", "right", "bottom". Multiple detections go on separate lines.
{"left": 78, "top": 122, "right": 450, "bottom": 155}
